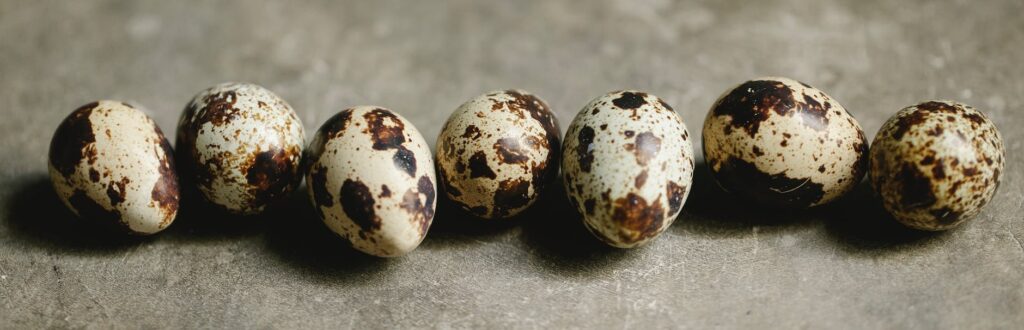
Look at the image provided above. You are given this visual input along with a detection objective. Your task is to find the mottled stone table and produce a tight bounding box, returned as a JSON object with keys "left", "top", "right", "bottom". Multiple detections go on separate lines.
{"left": 1, "top": 0, "right": 1021, "bottom": 328}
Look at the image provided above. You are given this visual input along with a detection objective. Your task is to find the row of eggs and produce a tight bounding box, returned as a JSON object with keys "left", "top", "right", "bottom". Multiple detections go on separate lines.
{"left": 48, "top": 78, "right": 1005, "bottom": 256}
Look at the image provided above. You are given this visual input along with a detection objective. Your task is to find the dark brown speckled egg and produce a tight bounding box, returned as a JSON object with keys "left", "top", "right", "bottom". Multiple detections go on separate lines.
{"left": 176, "top": 82, "right": 305, "bottom": 215}
{"left": 435, "top": 90, "right": 561, "bottom": 219}
{"left": 702, "top": 77, "right": 868, "bottom": 208}
{"left": 305, "top": 106, "right": 436, "bottom": 257}
{"left": 562, "top": 91, "right": 694, "bottom": 248}
{"left": 48, "top": 101, "right": 179, "bottom": 235}
{"left": 870, "top": 100, "right": 1004, "bottom": 231}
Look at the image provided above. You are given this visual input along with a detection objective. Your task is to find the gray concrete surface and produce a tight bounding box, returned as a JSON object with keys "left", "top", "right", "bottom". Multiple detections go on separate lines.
{"left": 1, "top": 0, "right": 1022, "bottom": 328}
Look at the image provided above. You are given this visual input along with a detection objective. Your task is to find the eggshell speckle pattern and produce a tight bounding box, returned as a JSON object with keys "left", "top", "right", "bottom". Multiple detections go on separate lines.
{"left": 176, "top": 83, "right": 305, "bottom": 215}
{"left": 305, "top": 106, "right": 436, "bottom": 257}
{"left": 869, "top": 101, "right": 1004, "bottom": 231}
{"left": 48, "top": 101, "right": 179, "bottom": 235}
{"left": 562, "top": 91, "right": 694, "bottom": 248}
{"left": 436, "top": 90, "right": 561, "bottom": 219}
{"left": 702, "top": 77, "right": 868, "bottom": 208}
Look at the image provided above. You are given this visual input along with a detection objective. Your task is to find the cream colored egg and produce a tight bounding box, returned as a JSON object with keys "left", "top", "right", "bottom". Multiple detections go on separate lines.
{"left": 435, "top": 90, "right": 561, "bottom": 219}
{"left": 176, "top": 82, "right": 305, "bottom": 215}
{"left": 870, "top": 100, "right": 1004, "bottom": 230}
{"left": 305, "top": 106, "right": 436, "bottom": 257}
{"left": 48, "top": 100, "right": 179, "bottom": 235}
{"left": 562, "top": 91, "right": 694, "bottom": 248}
{"left": 702, "top": 77, "right": 868, "bottom": 208}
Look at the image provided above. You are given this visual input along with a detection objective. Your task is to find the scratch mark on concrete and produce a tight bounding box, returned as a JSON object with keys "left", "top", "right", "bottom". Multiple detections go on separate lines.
{"left": 1010, "top": 231, "right": 1024, "bottom": 256}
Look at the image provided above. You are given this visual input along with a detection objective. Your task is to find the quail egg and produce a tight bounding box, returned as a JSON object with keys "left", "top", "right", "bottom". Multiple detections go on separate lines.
{"left": 562, "top": 91, "right": 694, "bottom": 248}
{"left": 435, "top": 90, "right": 561, "bottom": 219}
{"left": 869, "top": 101, "right": 1004, "bottom": 230}
{"left": 176, "top": 82, "right": 305, "bottom": 215}
{"left": 305, "top": 106, "right": 436, "bottom": 257}
{"left": 48, "top": 101, "right": 179, "bottom": 235}
{"left": 702, "top": 77, "right": 868, "bottom": 208}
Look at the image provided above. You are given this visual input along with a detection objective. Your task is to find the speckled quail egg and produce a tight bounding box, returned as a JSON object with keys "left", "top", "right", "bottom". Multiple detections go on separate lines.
{"left": 48, "top": 101, "right": 179, "bottom": 235}
{"left": 702, "top": 77, "right": 868, "bottom": 208}
{"left": 561, "top": 91, "right": 694, "bottom": 248}
{"left": 869, "top": 101, "right": 1004, "bottom": 231}
{"left": 176, "top": 82, "right": 305, "bottom": 215}
{"left": 435, "top": 90, "right": 561, "bottom": 219}
{"left": 305, "top": 106, "right": 436, "bottom": 257}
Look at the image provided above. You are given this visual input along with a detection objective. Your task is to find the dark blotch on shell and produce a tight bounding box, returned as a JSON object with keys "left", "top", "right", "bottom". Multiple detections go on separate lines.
{"left": 400, "top": 176, "right": 436, "bottom": 234}
{"left": 493, "top": 179, "right": 531, "bottom": 218}
{"left": 363, "top": 109, "right": 417, "bottom": 177}
{"left": 310, "top": 166, "right": 333, "bottom": 208}
{"left": 340, "top": 179, "right": 380, "bottom": 232}
{"left": 151, "top": 125, "right": 179, "bottom": 222}
{"left": 245, "top": 147, "right": 299, "bottom": 207}
{"left": 49, "top": 102, "right": 99, "bottom": 177}
{"left": 576, "top": 126, "right": 596, "bottom": 172}
{"left": 897, "top": 163, "right": 937, "bottom": 209}
{"left": 610, "top": 193, "right": 665, "bottom": 244}
{"left": 494, "top": 137, "right": 529, "bottom": 165}
{"left": 712, "top": 156, "right": 825, "bottom": 208}
{"left": 106, "top": 177, "right": 130, "bottom": 205}
{"left": 468, "top": 151, "right": 497, "bottom": 179}
{"left": 666, "top": 181, "right": 687, "bottom": 215}
{"left": 629, "top": 132, "right": 661, "bottom": 165}
{"left": 712, "top": 80, "right": 795, "bottom": 137}
{"left": 612, "top": 92, "right": 648, "bottom": 109}
{"left": 69, "top": 190, "right": 131, "bottom": 233}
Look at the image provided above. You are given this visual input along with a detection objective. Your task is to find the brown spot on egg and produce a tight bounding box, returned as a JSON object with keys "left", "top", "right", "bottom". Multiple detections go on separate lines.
{"left": 380, "top": 185, "right": 392, "bottom": 198}
{"left": 468, "top": 151, "right": 497, "bottom": 179}
{"left": 612, "top": 92, "right": 647, "bottom": 109}
{"left": 916, "top": 101, "right": 958, "bottom": 113}
{"left": 892, "top": 110, "right": 929, "bottom": 140}
{"left": 106, "top": 177, "right": 130, "bottom": 205}
{"left": 658, "top": 98, "right": 674, "bottom": 112}
{"left": 462, "top": 125, "right": 481, "bottom": 139}
{"left": 666, "top": 181, "right": 687, "bottom": 215}
{"left": 151, "top": 128, "right": 180, "bottom": 221}
{"left": 392, "top": 146, "right": 417, "bottom": 177}
{"left": 628, "top": 132, "right": 661, "bottom": 165}
{"left": 492, "top": 179, "right": 530, "bottom": 218}
{"left": 897, "top": 163, "right": 936, "bottom": 209}
{"left": 49, "top": 102, "right": 99, "bottom": 177}
{"left": 89, "top": 168, "right": 101, "bottom": 182}
{"left": 796, "top": 93, "right": 829, "bottom": 131}
{"left": 340, "top": 179, "right": 380, "bottom": 232}
{"left": 244, "top": 146, "right": 299, "bottom": 207}
{"left": 364, "top": 109, "right": 406, "bottom": 150}
{"left": 494, "top": 137, "right": 529, "bottom": 165}
{"left": 611, "top": 193, "right": 665, "bottom": 243}
{"left": 309, "top": 166, "right": 333, "bottom": 208}
{"left": 713, "top": 157, "right": 825, "bottom": 208}
{"left": 576, "top": 126, "right": 596, "bottom": 172}
{"left": 930, "top": 207, "right": 962, "bottom": 225}
{"left": 69, "top": 190, "right": 124, "bottom": 230}
{"left": 584, "top": 198, "right": 596, "bottom": 215}
{"left": 712, "top": 80, "right": 795, "bottom": 137}
{"left": 400, "top": 176, "right": 435, "bottom": 234}
{"left": 196, "top": 90, "right": 240, "bottom": 127}
{"left": 634, "top": 170, "right": 648, "bottom": 188}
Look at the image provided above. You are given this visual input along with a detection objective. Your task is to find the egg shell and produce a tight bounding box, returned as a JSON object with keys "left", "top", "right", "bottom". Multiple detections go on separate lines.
{"left": 305, "top": 106, "right": 436, "bottom": 257}
{"left": 702, "top": 77, "right": 868, "bottom": 208}
{"left": 435, "top": 90, "right": 561, "bottom": 219}
{"left": 869, "top": 101, "right": 1004, "bottom": 230}
{"left": 48, "top": 101, "right": 179, "bottom": 235}
{"left": 176, "top": 82, "right": 305, "bottom": 215}
{"left": 562, "top": 91, "right": 694, "bottom": 248}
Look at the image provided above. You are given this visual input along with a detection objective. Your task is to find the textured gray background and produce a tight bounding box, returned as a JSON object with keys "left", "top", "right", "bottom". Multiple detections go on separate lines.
{"left": 1, "top": 0, "right": 1022, "bottom": 328}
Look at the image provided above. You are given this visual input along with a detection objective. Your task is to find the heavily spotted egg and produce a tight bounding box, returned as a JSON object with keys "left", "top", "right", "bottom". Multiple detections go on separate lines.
{"left": 176, "top": 82, "right": 305, "bottom": 215}
{"left": 305, "top": 106, "right": 436, "bottom": 257}
{"left": 48, "top": 101, "right": 179, "bottom": 235}
{"left": 702, "top": 77, "right": 868, "bottom": 208}
{"left": 870, "top": 101, "right": 1004, "bottom": 230}
{"left": 562, "top": 91, "right": 694, "bottom": 248}
{"left": 435, "top": 90, "right": 561, "bottom": 219}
